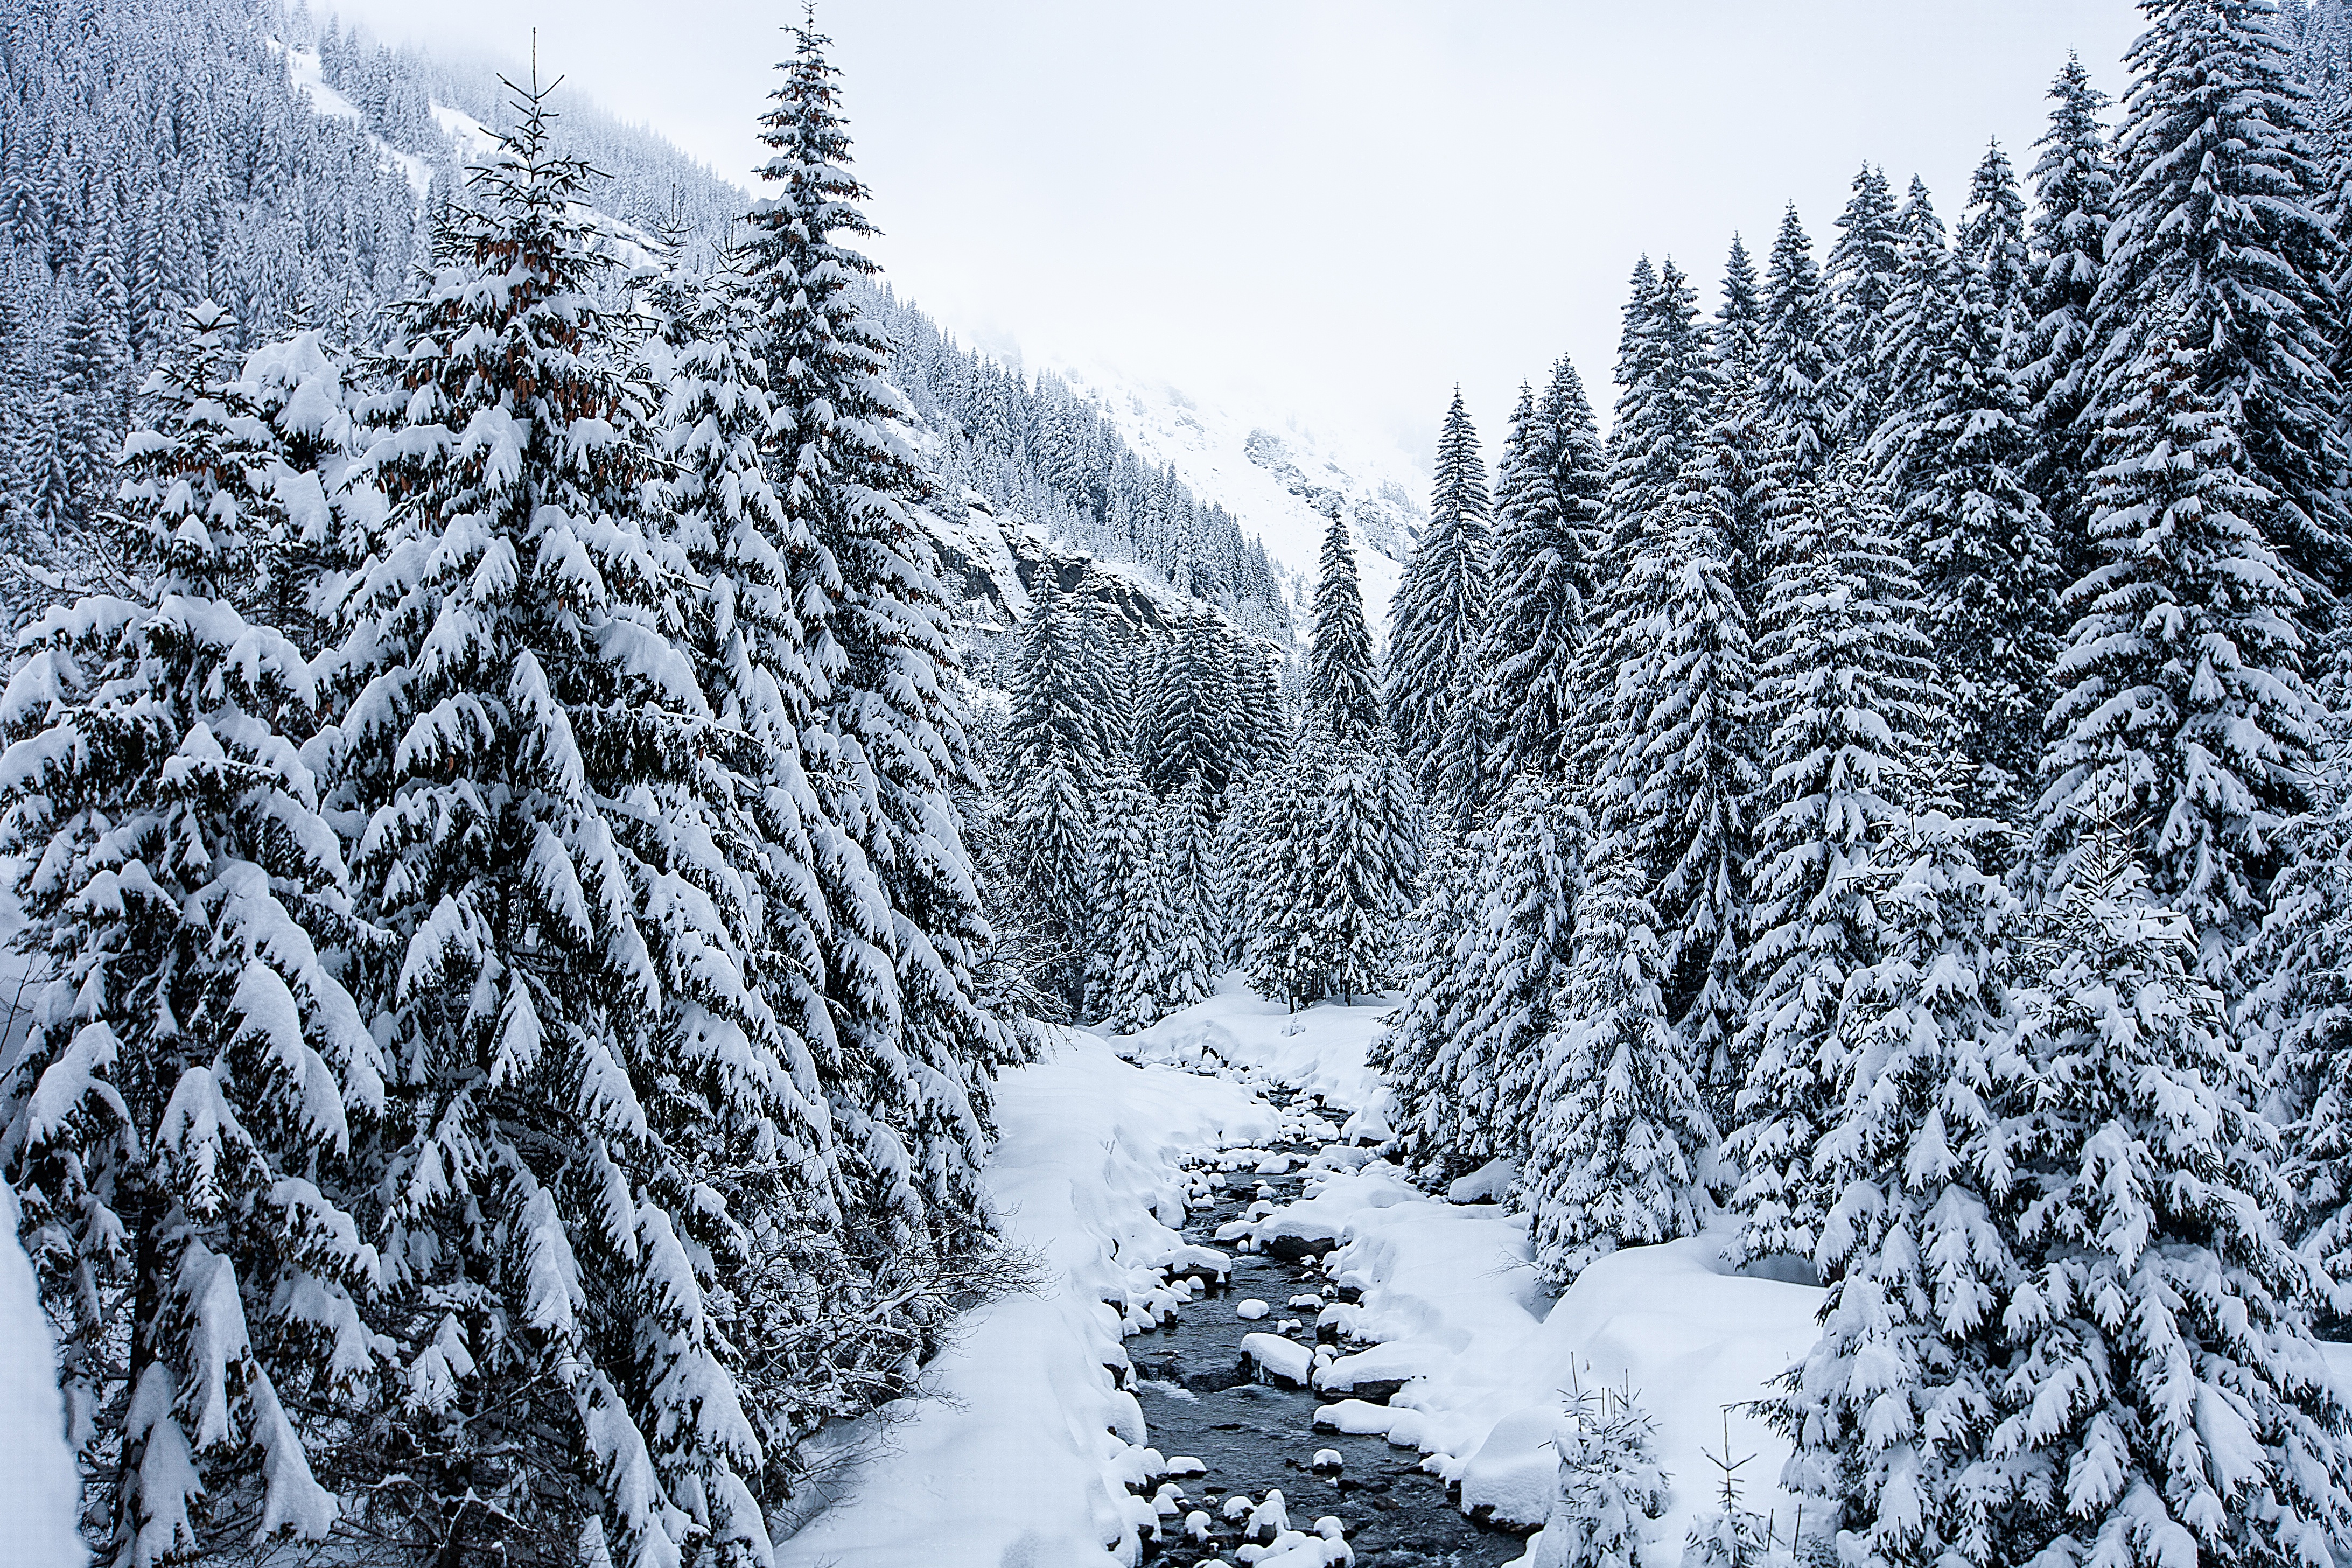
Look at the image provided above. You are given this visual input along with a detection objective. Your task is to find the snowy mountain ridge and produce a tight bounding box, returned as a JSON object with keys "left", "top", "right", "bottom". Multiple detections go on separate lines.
{"left": 1038, "top": 360, "right": 1431, "bottom": 637}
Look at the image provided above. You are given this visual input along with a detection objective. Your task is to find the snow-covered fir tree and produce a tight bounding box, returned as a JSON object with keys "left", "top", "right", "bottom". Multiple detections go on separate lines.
{"left": 1773, "top": 808, "right": 2024, "bottom": 1568}
{"left": 1758, "top": 205, "right": 1837, "bottom": 484}
{"left": 1146, "top": 772, "right": 1218, "bottom": 1015}
{"left": 1595, "top": 479, "right": 1760, "bottom": 1109}
{"left": 1520, "top": 843, "right": 1716, "bottom": 1284}
{"left": 0, "top": 303, "right": 382, "bottom": 1566}
{"left": 1713, "top": 235, "right": 1762, "bottom": 380}
{"left": 325, "top": 86, "right": 790, "bottom": 1564}
{"left": 1312, "top": 738, "right": 1420, "bottom": 1005}
{"left": 2247, "top": 699, "right": 2352, "bottom": 1308}
{"left": 746, "top": 20, "right": 1018, "bottom": 1259}
{"left": 1896, "top": 147, "right": 2057, "bottom": 820}
{"left": 2092, "top": 0, "right": 2349, "bottom": 600}
{"left": 1483, "top": 355, "right": 1607, "bottom": 786}
{"left": 1448, "top": 774, "right": 1587, "bottom": 1178}
{"left": 1092, "top": 751, "right": 1163, "bottom": 1031}
{"left": 1372, "top": 818, "right": 1486, "bottom": 1178}
{"left": 1992, "top": 829, "right": 2352, "bottom": 1568}
{"left": 1306, "top": 506, "right": 1382, "bottom": 744}
{"left": 1240, "top": 721, "right": 1337, "bottom": 1009}
{"left": 1529, "top": 1382, "right": 1674, "bottom": 1568}
{"left": 1731, "top": 461, "right": 1938, "bottom": 1264}
{"left": 1389, "top": 389, "right": 1492, "bottom": 825}
{"left": 2022, "top": 54, "right": 2119, "bottom": 599}
{"left": 2034, "top": 310, "right": 2320, "bottom": 983}
{"left": 1825, "top": 163, "right": 1904, "bottom": 446}
{"left": 1601, "top": 257, "right": 1712, "bottom": 575}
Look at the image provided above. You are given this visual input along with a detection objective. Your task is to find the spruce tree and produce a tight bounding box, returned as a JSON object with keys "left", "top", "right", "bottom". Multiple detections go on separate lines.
{"left": 1312, "top": 737, "right": 1419, "bottom": 1005}
{"left": 1772, "top": 809, "right": 2024, "bottom": 1568}
{"left": 1759, "top": 205, "right": 1837, "bottom": 483}
{"left": 1900, "top": 149, "right": 2058, "bottom": 819}
{"left": 747, "top": 19, "right": 1016, "bottom": 1256}
{"left": 0, "top": 304, "right": 381, "bottom": 1566}
{"left": 1146, "top": 771, "right": 1217, "bottom": 1014}
{"left": 2035, "top": 311, "right": 2320, "bottom": 981}
{"left": 1529, "top": 1384, "right": 1674, "bottom": 1568}
{"left": 2092, "top": 0, "right": 2349, "bottom": 599}
{"left": 1005, "top": 584, "right": 1117, "bottom": 779}
{"left": 2024, "top": 55, "right": 2118, "bottom": 598}
{"left": 1868, "top": 176, "right": 1956, "bottom": 487}
{"left": 1241, "top": 722, "right": 1336, "bottom": 1009}
{"left": 1521, "top": 844, "right": 1715, "bottom": 1283}
{"left": 1597, "top": 483, "right": 1759, "bottom": 1107}
{"left": 1732, "top": 462, "right": 1939, "bottom": 1264}
{"left": 1387, "top": 389, "right": 1491, "bottom": 824}
{"left": 1306, "top": 505, "right": 1381, "bottom": 744}
{"left": 1450, "top": 774, "right": 1585, "bottom": 1174}
{"left": 327, "top": 88, "right": 784, "bottom": 1564}
{"left": 1714, "top": 234, "right": 1762, "bottom": 379}
{"left": 1372, "top": 818, "right": 1486, "bottom": 1178}
{"left": 1990, "top": 832, "right": 2352, "bottom": 1568}
{"left": 1091, "top": 752, "right": 1161, "bottom": 1031}
{"left": 1826, "top": 164, "right": 1904, "bottom": 447}
{"left": 1602, "top": 257, "right": 1712, "bottom": 570}
{"left": 1483, "top": 355, "right": 1606, "bottom": 786}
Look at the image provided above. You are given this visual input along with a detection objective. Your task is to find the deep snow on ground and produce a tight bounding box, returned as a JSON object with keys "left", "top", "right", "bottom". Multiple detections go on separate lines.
{"left": 770, "top": 986, "right": 1821, "bottom": 1566}
{"left": 772, "top": 1029, "right": 1277, "bottom": 1566}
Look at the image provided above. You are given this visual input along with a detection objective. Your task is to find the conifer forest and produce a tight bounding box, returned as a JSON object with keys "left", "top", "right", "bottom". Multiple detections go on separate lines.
{"left": 9, "top": 2, "right": 2352, "bottom": 1566}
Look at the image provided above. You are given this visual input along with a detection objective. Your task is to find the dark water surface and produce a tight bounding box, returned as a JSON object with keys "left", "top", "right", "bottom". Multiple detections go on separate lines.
{"left": 1129, "top": 1090, "right": 1525, "bottom": 1568}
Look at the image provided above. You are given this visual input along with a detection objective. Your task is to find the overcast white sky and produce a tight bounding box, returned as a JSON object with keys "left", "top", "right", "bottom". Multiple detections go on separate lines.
{"left": 330, "top": 1, "right": 2147, "bottom": 475}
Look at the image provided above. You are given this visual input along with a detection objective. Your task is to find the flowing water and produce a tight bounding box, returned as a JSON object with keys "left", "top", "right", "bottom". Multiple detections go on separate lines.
{"left": 1129, "top": 1088, "right": 1526, "bottom": 1568}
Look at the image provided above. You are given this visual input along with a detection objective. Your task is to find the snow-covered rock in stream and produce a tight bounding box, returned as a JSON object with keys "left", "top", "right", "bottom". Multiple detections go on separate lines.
{"left": 1241, "top": 1331, "right": 1314, "bottom": 1387}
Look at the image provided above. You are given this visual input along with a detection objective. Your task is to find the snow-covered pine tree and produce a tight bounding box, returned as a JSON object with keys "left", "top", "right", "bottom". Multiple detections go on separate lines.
{"left": 1483, "top": 355, "right": 1607, "bottom": 787}
{"left": 1529, "top": 1382, "right": 1674, "bottom": 1568}
{"left": 1825, "top": 164, "right": 1904, "bottom": 450}
{"left": 1371, "top": 817, "right": 1486, "bottom": 1178}
{"left": 1759, "top": 205, "right": 1837, "bottom": 484}
{"left": 1447, "top": 774, "right": 1585, "bottom": 1175}
{"left": 1521, "top": 843, "right": 1716, "bottom": 1283}
{"left": 1148, "top": 770, "right": 1218, "bottom": 1015}
{"left": 1237, "top": 723, "right": 1329, "bottom": 1010}
{"left": 1146, "top": 612, "right": 1242, "bottom": 803}
{"left": 1312, "top": 737, "right": 1419, "bottom": 1005}
{"left": 1896, "top": 148, "right": 2057, "bottom": 822}
{"left": 2034, "top": 309, "right": 2320, "bottom": 983}
{"left": 2247, "top": 699, "right": 2352, "bottom": 1309}
{"left": 1092, "top": 751, "right": 1162, "bottom": 1030}
{"left": 2024, "top": 55, "right": 2118, "bottom": 600}
{"left": 1958, "top": 139, "right": 2030, "bottom": 323}
{"left": 1005, "top": 583, "right": 1118, "bottom": 779}
{"left": 326, "top": 85, "right": 788, "bottom": 1564}
{"left": 998, "top": 585, "right": 1115, "bottom": 1014}
{"left": 0, "top": 302, "right": 383, "bottom": 1565}
{"left": 747, "top": 20, "right": 1018, "bottom": 1262}
{"left": 229, "top": 328, "right": 368, "bottom": 660}
{"left": 2092, "top": 0, "right": 2349, "bottom": 600}
{"left": 1991, "top": 826, "right": 2352, "bottom": 1568}
{"left": 1772, "top": 808, "right": 2023, "bottom": 1568}
{"left": 1389, "top": 388, "right": 1492, "bottom": 826}
{"left": 1598, "top": 475, "right": 1760, "bottom": 1110}
{"left": 1731, "top": 460, "right": 1938, "bottom": 1264}
{"left": 1307, "top": 505, "right": 1382, "bottom": 744}
{"left": 1867, "top": 175, "right": 1956, "bottom": 490}
{"left": 1713, "top": 235, "right": 1762, "bottom": 380}
{"left": 1601, "top": 258, "right": 1712, "bottom": 579}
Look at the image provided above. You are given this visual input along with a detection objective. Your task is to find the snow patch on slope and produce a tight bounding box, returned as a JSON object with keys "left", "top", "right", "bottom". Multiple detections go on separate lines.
{"left": 1044, "top": 362, "right": 1428, "bottom": 637}
{"left": 271, "top": 41, "right": 436, "bottom": 198}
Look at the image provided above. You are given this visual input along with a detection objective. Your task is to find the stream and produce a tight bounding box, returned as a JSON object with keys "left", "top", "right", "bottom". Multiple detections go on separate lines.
{"left": 1128, "top": 1083, "right": 1525, "bottom": 1568}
